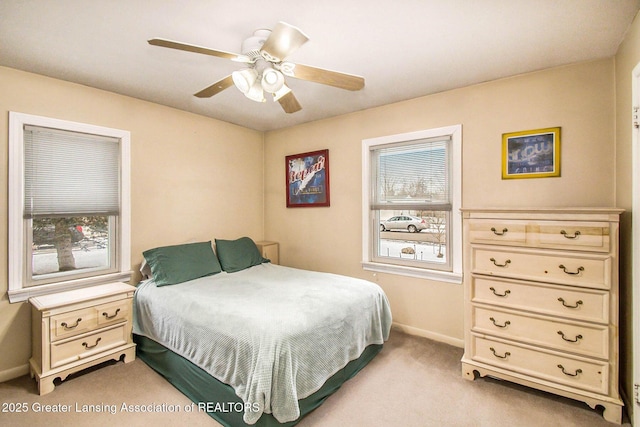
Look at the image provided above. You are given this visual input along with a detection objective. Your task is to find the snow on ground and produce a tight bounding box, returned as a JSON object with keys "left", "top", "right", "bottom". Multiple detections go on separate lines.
{"left": 379, "top": 237, "right": 446, "bottom": 264}
{"left": 33, "top": 247, "right": 108, "bottom": 275}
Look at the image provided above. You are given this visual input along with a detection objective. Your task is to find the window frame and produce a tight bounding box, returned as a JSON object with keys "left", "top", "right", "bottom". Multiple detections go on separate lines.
{"left": 361, "top": 125, "right": 463, "bottom": 284}
{"left": 8, "top": 112, "right": 132, "bottom": 303}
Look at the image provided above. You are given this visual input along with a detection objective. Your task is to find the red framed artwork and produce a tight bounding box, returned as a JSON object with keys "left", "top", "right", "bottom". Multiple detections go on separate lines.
{"left": 285, "top": 149, "right": 330, "bottom": 207}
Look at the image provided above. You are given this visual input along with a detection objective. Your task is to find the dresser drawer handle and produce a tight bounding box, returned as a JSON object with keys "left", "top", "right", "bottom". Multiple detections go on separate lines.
{"left": 560, "top": 230, "right": 581, "bottom": 239}
{"left": 490, "top": 227, "right": 508, "bottom": 236}
{"left": 557, "top": 364, "right": 582, "bottom": 377}
{"left": 490, "top": 258, "right": 511, "bottom": 267}
{"left": 490, "top": 287, "right": 511, "bottom": 297}
{"left": 61, "top": 318, "right": 82, "bottom": 330}
{"left": 490, "top": 317, "right": 511, "bottom": 328}
{"left": 558, "top": 265, "right": 584, "bottom": 275}
{"left": 489, "top": 347, "right": 511, "bottom": 359}
{"left": 557, "top": 331, "right": 583, "bottom": 343}
{"left": 558, "top": 297, "right": 583, "bottom": 309}
{"left": 102, "top": 308, "right": 121, "bottom": 319}
{"left": 82, "top": 337, "right": 102, "bottom": 349}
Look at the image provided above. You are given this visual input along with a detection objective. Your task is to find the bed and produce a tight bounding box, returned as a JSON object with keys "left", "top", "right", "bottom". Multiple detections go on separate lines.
{"left": 132, "top": 238, "right": 392, "bottom": 426}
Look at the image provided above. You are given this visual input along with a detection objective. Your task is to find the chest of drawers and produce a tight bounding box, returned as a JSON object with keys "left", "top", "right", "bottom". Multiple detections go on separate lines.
{"left": 461, "top": 208, "right": 624, "bottom": 424}
{"left": 29, "top": 282, "right": 137, "bottom": 395}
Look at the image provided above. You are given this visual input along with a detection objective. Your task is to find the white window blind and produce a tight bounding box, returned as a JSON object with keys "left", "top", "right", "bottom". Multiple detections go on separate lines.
{"left": 371, "top": 136, "right": 451, "bottom": 211}
{"left": 24, "top": 125, "right": 120, "bottom": 218}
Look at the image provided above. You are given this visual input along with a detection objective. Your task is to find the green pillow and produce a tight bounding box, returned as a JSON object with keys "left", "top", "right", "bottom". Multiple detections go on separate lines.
{"left": 215, "top": 237, "right": 269, "bottom": 273}
{"left": 143, "top": 241, "right": 222, "bottom": 286}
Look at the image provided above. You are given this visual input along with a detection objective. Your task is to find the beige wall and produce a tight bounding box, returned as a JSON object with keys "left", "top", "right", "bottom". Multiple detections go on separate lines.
{"left": 615, "top": 10, "right": 640, "bottom": 420}
{"left": 264, "top": 58, "right": 616, "bottom": 345}
{"left": 0, "top": 34, "right": 632, "bottom": 407}
{"left": 0, "top": 66, "right": 264, "bottom": 378}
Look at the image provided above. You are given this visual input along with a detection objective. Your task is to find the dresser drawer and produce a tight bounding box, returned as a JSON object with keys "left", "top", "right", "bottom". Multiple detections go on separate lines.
{"left": 472, "top": 306, "right": 609, "bottom": 359}
{"left": 472, "top": 247, "right": 611, "bottom": 290}
{"left": 472, "top": 277, "right": 609, "bottom": 323}
{"left": 471, "top": 335, "right": 608, "bottom": 395}
{"left": 50, "top": 307, "right": 98, "bottom": 341}
{"left": 468, "top": 220, "right": 526, "bottom": 245}
{"left": 96, "top": 300, "right": 129, "bottom": 326}
{"left": 536, "top": 222, "right": 610, "bottom": 253}
{"left": 50, "top": 324, "right": 128, "bottom": 369}
{"left": 468, "top": 218, "right": 611, "bottom": 253}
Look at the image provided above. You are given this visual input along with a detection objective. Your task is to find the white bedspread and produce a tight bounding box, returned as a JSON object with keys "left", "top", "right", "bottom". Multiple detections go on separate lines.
{"left": 133, "top": 263, "right": 392, "bottom": 424}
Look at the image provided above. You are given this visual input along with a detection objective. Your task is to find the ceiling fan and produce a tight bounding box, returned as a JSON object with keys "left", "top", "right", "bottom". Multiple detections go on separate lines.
{"left": 148, "top": 22, "right": 365, "bottom": 114}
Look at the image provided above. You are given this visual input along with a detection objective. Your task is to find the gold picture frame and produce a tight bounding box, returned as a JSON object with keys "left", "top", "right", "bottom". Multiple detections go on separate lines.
{"left": 502, "top": 127, "right": 561, "bottom": 179}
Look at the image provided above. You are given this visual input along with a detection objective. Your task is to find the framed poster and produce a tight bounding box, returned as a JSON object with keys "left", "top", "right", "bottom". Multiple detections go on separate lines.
{"left": 286, "top": 149, "right": 330, "bottom": 207}
{"left": 502, "top": 127, "right": 561, "bottom": 179}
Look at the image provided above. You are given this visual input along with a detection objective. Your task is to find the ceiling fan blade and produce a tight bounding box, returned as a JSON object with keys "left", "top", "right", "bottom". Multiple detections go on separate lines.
{"left": 194, "top": 75, "right": 234, "bottom": 98}
{"left": 148, "top": 38, "right": 250, "bottom": 62}
{"left": 260, "top": 22, "right": 309, "bottom": 62}
{"left": 277, "top": 90, "right": 302, "bottom": 114}
{"left": 282, "top": 62, "right": 364, "bottom": 91}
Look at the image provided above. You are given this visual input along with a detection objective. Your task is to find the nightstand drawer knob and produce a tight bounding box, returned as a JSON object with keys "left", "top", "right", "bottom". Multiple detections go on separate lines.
{"left": 489, "top": 347, "right": 511, "bottom": 359}
{"left": 557, "top": 364, "right": 582, "bottom": 377}
{"left": 61, "top": 318, "right": 82, "bottom": 330}
{"left": 102, "top": 308, "right": 121, "bottom": 319}
{"left": 82, "top": 337, "right": 102, "bottom": 349}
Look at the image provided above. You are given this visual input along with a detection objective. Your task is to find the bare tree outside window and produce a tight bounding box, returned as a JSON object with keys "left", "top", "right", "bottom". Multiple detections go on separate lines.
{"left": 32, "top": 216, "right": 109, "bottom": 276}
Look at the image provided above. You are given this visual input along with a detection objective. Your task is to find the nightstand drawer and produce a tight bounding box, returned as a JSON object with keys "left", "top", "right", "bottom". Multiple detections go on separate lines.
{"left": 471, "top": 335, "right": 608, "bottom": 395}
{"left": 50, "top": 324, "right": 127, "bottom": 369}
{"left": 472, "top": 248, "right": 610, "bottom": 289}
{"left": 472, "top": 306, "right": 609, "bottom": 359}
{"left": 472, "top": 277, "right": 609, "bottom": 323}
{"left": 96, "top": 300, "right": 129, "bottom": 326}
{"left": 51, "top": 308, "right": 98, "bottom": 341}
{"left": 29, "top": 282, "right": 137, "bottom": 395}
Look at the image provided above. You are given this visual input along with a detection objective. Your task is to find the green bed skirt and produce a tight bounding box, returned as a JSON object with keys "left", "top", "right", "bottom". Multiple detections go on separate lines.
{"left": 133, "top": 334, "right": 382, "bottom": 427}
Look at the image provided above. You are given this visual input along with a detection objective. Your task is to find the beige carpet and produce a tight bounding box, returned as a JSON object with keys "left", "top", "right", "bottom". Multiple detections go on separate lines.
{"left": 0, "top": 329, "right": 630, "bottom": 427}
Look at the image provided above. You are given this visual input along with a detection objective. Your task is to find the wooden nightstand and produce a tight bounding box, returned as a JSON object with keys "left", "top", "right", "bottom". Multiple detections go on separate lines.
{"left": 256, "top": 241, "right": 279, "bottom": 265}
{"left": 29, "top": 282, "right": 137, "bottom": 395}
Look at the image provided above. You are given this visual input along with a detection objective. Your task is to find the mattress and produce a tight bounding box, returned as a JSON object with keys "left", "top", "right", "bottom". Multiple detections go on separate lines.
{"left": 134, "top": 334, "right": 382, "bottom": 427}
{"left": 133, "top": 263, "right": 392, "bottom": 424}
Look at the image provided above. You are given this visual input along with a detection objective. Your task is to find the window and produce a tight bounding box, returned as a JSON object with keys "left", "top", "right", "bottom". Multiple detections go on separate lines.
{"left": 8, "top": 112, "right": 131, "bottom": 302}
{"left": 362, "top": 125, "right": 462, "bottom": 283}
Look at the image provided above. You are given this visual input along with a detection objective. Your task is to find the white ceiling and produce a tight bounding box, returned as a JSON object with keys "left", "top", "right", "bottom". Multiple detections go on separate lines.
{"left": 1, "top": 1, "right": 639, "bottom": 132}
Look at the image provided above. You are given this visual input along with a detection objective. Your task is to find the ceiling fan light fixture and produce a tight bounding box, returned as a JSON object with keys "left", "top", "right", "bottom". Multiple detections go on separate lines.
{"left": 149, "top": 21, "right": 365, "bottom": 114}
{"left": 232, "top": 68, "right": 257, "bottom": 94}
{"left": 245, "top": 80, "right": 266, "bottom": 103}
{"left": 261, "top": 68, "right": 285, "bottom": 93}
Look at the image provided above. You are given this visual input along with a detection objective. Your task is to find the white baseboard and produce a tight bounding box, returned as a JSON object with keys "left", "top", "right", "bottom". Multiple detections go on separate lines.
{"left": 0, "top": 364, "right": 29, "bottom": 383}
{"left": 392, "top": 322, "right": 464, "bottom": 348}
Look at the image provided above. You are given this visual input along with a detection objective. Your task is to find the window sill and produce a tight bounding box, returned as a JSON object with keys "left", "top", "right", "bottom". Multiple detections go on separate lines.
{"left": 362, "top": 261, "right": 462, "bottom": 284}
{"left": 8, "top": 271, "right": 133, "bottom": 303}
